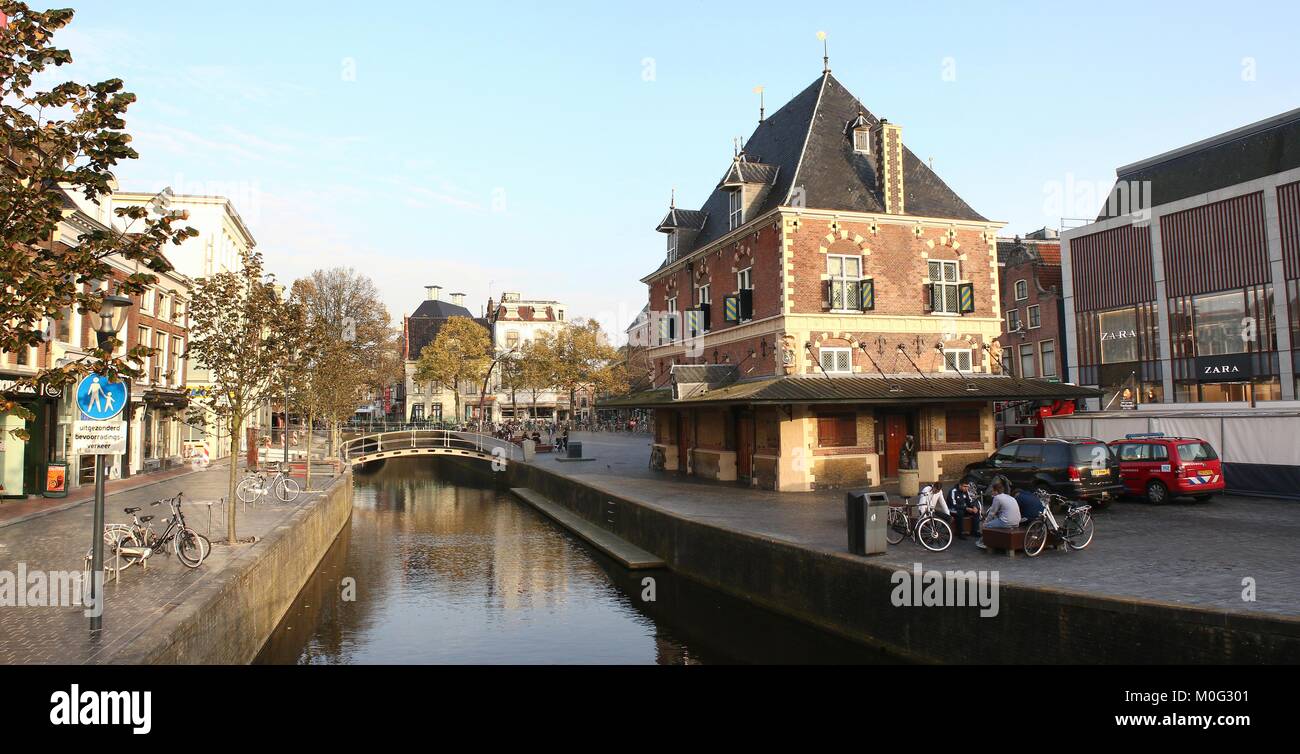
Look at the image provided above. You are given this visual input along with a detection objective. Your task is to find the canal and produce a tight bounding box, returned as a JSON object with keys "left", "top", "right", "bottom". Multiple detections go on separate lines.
{"left": 255, "top": 460, "right": 897, "bottom": 664}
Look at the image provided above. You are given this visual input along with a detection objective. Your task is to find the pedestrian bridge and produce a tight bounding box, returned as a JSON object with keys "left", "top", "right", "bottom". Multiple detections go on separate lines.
{"left": 341, "top": 430, "right": 518, "bottom": 467}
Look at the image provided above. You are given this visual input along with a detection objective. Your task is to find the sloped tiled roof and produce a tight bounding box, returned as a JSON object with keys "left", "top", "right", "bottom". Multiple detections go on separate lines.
{"left": 717, "top": 158, "right": 780, "bottom": 189}
{"left": 655, "top": 72, "right": 986, "bottom": 272}
{"left": 602, "top": 375, "right": 1099, "bottom": 408}
{"left": 656, "top": 207, "right": 708, "bottom": 233}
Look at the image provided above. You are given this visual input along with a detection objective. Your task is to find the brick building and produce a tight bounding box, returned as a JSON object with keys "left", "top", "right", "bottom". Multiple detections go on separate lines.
{"left": 994, "top": 229, "right": 1070, "bottom": 442}
{"left": 607, "top": 68, "right": 1093, "bottom": 491}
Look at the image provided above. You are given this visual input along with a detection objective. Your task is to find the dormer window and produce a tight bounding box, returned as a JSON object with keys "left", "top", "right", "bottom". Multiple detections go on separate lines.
{"left": 728, "top": 189, "right": 743, "bottom": 230}
{"left": 853, "top": 128, "right": 871, "bottom": 154}
{"left": 667, "top": 231, "right": 678, "bottom": 262}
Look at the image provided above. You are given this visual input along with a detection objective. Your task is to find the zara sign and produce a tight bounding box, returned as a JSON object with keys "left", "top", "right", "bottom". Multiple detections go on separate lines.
{"left": 1195, "top": 353, "right": 1255, "bottom": 382}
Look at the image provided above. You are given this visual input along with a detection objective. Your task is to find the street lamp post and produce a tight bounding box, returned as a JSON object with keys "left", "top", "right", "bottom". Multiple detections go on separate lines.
{"left": 89, "top": 292, "right": 133, "bottom": 635}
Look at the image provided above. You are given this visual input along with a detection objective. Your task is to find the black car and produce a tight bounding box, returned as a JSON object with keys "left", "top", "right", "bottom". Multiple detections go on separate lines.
{"left": 962, "top": 438, "right": 1123, "bottom": 506}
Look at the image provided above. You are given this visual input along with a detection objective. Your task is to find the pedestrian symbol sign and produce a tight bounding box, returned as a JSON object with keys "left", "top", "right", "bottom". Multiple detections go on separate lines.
{"left": 76, "top": 374, "right": 127, "bottom": 421}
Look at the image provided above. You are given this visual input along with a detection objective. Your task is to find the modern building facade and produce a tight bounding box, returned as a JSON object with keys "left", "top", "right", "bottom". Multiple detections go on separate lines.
{"left": 1057, "top": 107, "right": 1300, "bottom": 494}
{"left": 609, "top": 68, "right": 1093, "bottom": 491}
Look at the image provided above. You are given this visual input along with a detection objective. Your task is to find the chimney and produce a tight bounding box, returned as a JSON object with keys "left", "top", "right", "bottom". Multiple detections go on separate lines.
{"left": 871, "top": 118, "right": 905, "bottom": 215}
{"left": 425, "top": 285, "right": 442, "bottom": 301}
{"left": 450, "top": 292, "right": 466, "bottom": 307}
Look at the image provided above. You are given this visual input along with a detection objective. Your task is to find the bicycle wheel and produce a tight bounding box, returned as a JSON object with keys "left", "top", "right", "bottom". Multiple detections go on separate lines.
{"left": 176, "top": 528, "right": 209, "bottom": 568}
{"left": 236, "top": 476, "right": 258, "bottom": 504}
{"left": 886, "top": 508, "right": 907, "bottom": 545}
{"left": 917, "top": 516, "right": 953, "bottom": 552}
{"left": 1064, "top": 512, "right": 1095, "bottom": 550}
{"left": 276, "top": 476, "right": 301, "bottom": 502}
{"left": 1024, "top": 519, "right": 1049, "bottom": 557}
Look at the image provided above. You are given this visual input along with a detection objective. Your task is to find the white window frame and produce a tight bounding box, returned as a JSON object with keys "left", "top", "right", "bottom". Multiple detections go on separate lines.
{"left": 1039, "top": 339, "right": 1057, "bottom": 378}
{"left": 737, "top": 268, "right": 752, "bottom": 291}
{"left": 696, "top": 284, "right": 710, "bottom": 305}
{"left": 853, "top": 129, "right": 871, "bottom": 154}
{"left": 728, "top": 189, "right": 743, "bottom": 230}
{"left": 1007, "top": 308, "right": 1021, "bottom": 332}
{"left": 827, "top": 254, "right": 863, "bottom": 312}
{"left": 928, "top": 260, "right": 962, "bottom": 315}
{"left": 1014, "top": 279, "right": 1028, "bottom": 301}
{"left": 667, "top": 232, "right": 678, "bottom": 262}
{"left": 940, "top": 348, "right": 972, "bottom": 372}
{"left": 1027, "top": 304, "right": 1041, "bottom": 329}
{"left": 819, "top": 347, "right": 853, "bottom": 374}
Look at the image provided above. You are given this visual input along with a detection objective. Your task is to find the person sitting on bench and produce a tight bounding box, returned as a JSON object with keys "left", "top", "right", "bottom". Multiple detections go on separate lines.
{"left": 917, "top": 484, "right": 950, "bottom": 518}
{"left": 1014, "top": 487, "right": 1046, "bottom": 525}
{"left": 977, "top": 481, "right": 1020, "bottom": 550}
{"left": 949, "top": 479, "right": 981, "bottom": 540}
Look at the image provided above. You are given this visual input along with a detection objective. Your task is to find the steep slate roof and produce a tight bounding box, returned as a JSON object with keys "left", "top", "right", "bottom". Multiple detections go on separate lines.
{"left": 1098, "top": 107, "right": 1300, "bottom": 219}
{"left": 662, "top": 72, "right": 986, "bottom": 266}
{"left": 405, "top": 298, "right": 487, "bottom": 360}
{"left": 717, "top": 157, "right": 780, "bottom": 188}
{"left": 603, "top": 375, "right": 1099, "bottom": 408}
{"left": 656, "top": 207, "right": 707, "bottom": 232}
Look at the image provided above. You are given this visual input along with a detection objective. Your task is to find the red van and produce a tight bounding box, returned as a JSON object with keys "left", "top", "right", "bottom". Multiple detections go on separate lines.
{"left": 1108, "top": 434, "right": 1225, "bottom": 504}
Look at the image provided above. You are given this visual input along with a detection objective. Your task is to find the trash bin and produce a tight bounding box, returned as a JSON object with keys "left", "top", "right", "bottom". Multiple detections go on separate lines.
{"left": 567, "top": 442, "right": 583, "bottom": 459}
{"left": 899, "top": 468, "right": 920, "bottom": 497}
{"left": 846, "top": 490, "right": 890, "bottom": 556}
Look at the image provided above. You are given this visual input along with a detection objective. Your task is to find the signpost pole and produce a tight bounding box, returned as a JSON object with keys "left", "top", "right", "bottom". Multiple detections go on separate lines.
{"left": 89, "top": 453, "right": 105, "bottom": 634}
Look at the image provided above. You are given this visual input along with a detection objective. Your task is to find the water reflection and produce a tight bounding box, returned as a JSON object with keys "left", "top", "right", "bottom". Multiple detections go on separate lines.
{"left": 256, "top": 460, "right": 896, "bottom": 665}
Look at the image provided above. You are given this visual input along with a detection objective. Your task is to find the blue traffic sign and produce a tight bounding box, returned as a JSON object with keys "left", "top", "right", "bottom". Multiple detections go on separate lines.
{"left": 76, "top": 375, "right": 127, "bottom": 421}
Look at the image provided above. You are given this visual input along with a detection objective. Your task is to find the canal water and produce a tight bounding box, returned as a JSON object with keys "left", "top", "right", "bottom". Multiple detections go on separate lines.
{"left": 255, "top": 461, "right": 897, "bottom": 664}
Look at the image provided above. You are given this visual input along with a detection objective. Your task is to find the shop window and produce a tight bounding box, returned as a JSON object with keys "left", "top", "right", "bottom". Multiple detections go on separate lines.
{"left": 817, "top": 414, "right": 857, "bottom": 448}
{"left": 1097, "top": 307, "right": 1138, "bottom": 363}
{"left": 945, "top": 409, "right": 981, "bottom": 443}
{"left": 1193, "top": 290, "right": 1249, "bottom": 356}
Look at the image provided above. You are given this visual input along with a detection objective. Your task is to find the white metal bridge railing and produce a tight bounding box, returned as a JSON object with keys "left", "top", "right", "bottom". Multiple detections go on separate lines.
{"left": 340, "top": 430, "right": 520, "bottom": 463}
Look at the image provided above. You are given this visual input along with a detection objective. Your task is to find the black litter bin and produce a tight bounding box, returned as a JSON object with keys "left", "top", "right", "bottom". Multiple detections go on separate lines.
{"left": 567, "top": 441, "right": 583, "bottom": 459}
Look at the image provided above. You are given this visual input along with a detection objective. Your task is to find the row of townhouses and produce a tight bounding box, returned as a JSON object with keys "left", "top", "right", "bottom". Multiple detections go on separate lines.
{"left": 0, "top": 185, "right": 256, "bottom": 499}
{"left": 608, "top": 64, "right": 1300, "bottom": 497}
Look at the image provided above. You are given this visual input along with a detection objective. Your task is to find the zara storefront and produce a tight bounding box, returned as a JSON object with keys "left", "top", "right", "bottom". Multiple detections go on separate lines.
{"left": 1059, "top": 108, "right": 1300, "bottom": 494}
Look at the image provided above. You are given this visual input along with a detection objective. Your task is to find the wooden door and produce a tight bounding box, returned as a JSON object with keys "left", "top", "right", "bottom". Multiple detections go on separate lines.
{"left": 736, "top": 412, "right": 754, "bottom": 478}
{"left": 883, "top": 414, "right": 907, "bottom": 478}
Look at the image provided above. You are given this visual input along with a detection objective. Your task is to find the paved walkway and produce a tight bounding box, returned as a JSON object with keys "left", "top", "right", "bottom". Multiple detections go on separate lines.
{"left": 534, "top": 432, "right": 1300, "bottom": 617}
{"left": 0, "top": 464, "right": 340, "bottom": 664}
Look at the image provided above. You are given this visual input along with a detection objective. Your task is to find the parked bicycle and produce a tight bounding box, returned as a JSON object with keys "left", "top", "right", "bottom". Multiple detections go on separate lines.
{"left": 1024, "top": 493, "right": 1095, "bottom": 557}
{"left": 84, "top": 493, "right": 210, "bottom": 580}
{"left": 886, "top": 497, "right": 954, "bottom": 552}
{"left": 237, "top": 463, "right": 300, "bottom": 504}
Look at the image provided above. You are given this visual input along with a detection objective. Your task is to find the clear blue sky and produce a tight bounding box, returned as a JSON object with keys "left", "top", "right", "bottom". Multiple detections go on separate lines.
{"left": 56, "top": 0, "right": 1300, "bottom": 340}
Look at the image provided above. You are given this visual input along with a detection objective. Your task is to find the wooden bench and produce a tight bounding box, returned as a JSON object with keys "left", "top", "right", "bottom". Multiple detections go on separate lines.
{"left": 981, "top": 526, "right": 1028, "bottom": 557}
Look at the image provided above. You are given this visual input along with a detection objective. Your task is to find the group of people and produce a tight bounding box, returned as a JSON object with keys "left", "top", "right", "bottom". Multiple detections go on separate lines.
{"left": 489, "top": 420, "right": 571, "bottom": 452}
{"left": 916, "top": 477, "right": 1046, "bottom": 550}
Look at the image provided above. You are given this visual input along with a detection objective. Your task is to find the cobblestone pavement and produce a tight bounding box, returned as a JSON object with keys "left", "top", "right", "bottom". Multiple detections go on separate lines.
{"left": 539, "top": 433, "right": 1300, "bottom": 617}
{"left": 0, "top": 465, "right": 340, "bottom": 664}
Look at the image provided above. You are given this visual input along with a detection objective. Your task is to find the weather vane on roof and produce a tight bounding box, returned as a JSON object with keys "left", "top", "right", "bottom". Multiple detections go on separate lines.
{"left": 817, "top": 31, "right": 829, "bottom": 74}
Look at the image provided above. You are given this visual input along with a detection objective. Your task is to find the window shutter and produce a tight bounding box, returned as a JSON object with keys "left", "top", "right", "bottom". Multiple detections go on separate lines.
{"left": 923, "top": 283, "right": 935, "bottom": 313}
{"left": 724, "top": 295, "right": 740, "bottom": 323}
{"left": 959, "top": 282, "right": 976, "bottom": 314}
{"left": 860, "top": 279, "right": 875, "bottom": 311}
{"left": 739, "top": 288, "right": 754, "bottom": 320}
{"left": 700, "top": 303, "right": 711, "bottom": 332}
{"left": 837, "top": 415, "right": 857, "bottom": 447}
{"left": 824, "top": 280, "right": 833, "bottom": 309}
{"left": 817, "top": 417, "right": 836, "bottom": 447}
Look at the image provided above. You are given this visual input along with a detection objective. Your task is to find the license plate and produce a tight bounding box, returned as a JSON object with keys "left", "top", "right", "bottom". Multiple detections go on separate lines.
{"left": 1091, "top": 468, "right": 1110, "bottom": 477}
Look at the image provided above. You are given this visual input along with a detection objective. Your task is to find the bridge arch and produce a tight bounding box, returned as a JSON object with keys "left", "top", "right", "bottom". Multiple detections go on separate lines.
{"left": 341, "top": 430, "right": 519, "bottom": 468}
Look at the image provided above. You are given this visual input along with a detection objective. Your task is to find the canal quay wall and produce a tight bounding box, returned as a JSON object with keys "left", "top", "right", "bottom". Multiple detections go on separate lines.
{"left": 107, "top": 472, "right": 354, "bottom": 665}
{"left": 497, "top": 460, "right": 1300, "bottom": 665}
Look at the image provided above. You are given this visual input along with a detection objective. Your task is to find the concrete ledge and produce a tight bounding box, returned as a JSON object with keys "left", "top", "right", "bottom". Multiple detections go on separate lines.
{"left": 510, "top": 487, "right": 665, "bottom": 569}
{"left": 101, "top": 472, "right": 354, "bottom": 665}
{"left": 505, "top": 461, "right": 1300, "bottom": 664}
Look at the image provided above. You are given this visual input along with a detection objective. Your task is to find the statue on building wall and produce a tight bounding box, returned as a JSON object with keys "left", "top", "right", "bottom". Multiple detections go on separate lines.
{"left": 780, "top": 335, "right": 797, "bottom": 375}
{"left": 989, "top": 340, "right": 1003, "bottom": 374}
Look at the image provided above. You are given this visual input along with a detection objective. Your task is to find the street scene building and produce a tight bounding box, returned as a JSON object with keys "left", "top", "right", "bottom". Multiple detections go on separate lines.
{"left": 609, "top": 69, "right": 1093, "bottom": 490}
{"left": 402, "top": 286, "right": 487, "bottom": 423}
{"left": 1056, "top": 107, "right": 1300, "bottom": 494}
{"left": 485, "top": 291, "right": 571, "bottom": 422}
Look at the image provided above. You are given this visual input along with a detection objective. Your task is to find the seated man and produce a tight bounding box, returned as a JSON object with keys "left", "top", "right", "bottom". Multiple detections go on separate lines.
{"left": 977, "top": 482, "right": 1021, "bottom": 550}
{"left": 949, "top": 479, "right": 981, "bottom": 540}
{"left": 1014, "top": 487, "right": 1046, "bottom": 524}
